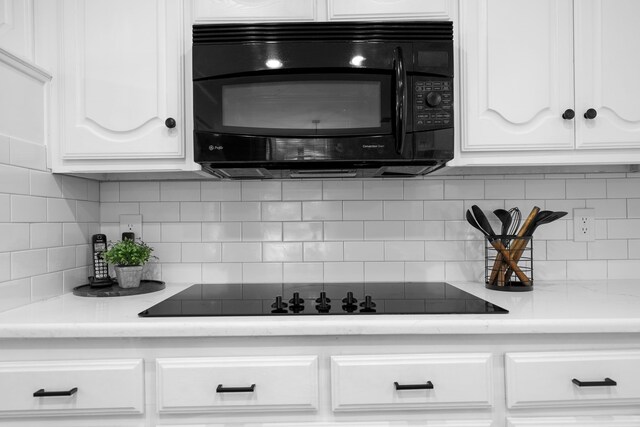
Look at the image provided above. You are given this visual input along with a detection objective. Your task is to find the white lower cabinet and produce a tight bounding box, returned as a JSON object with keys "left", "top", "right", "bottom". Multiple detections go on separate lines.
{"left": 330, "top": 353, "right": 493, "bottom": 411}
{"left": 0, "top": 358, "right": 144, "bottom": 418}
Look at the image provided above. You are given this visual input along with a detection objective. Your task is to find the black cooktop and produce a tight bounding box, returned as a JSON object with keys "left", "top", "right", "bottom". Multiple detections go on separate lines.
{"left": 138, "top": 282, "right": 508, "bottom": 317}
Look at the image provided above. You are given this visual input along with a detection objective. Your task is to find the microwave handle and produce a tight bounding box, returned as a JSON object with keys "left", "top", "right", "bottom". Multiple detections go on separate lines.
{"left": 393, "top": 47, "right": 407, "bottom": 155}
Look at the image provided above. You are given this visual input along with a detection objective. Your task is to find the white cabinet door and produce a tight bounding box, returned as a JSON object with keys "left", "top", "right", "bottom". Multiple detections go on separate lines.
{"left": 57, "top": 0, "right": 184, "bottom": 163}
{"left": 575, "top": 0, "right": 640, "bottom": 150}
{"left": 0, "top": 0, "right": 34, "bottom": 61}
{"left": 193, "top": 0, "right": 316, "bottom": 23}
{"left": 460, "top": 0, "right": 575, "bottom": 152}
{"left": 327, "top": 0, "right": 454, "bottom": 21}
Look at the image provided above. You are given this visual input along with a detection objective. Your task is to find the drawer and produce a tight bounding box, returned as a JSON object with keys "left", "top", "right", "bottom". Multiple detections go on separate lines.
{"left": 0, "top": 359, "right": 144, "bottom": 417}
{"left": 330, "top": 353, "right": 493, "bottom": 411}
{"left": 156, "top": 355, "right": 318, "bottom": 413}
{"left": 505, "top": 350, "right": 640, "bottom": 408}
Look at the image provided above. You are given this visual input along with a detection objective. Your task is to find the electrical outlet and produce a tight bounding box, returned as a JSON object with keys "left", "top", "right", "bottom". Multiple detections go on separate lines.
{"left": 119, "top": 214, "right": 142, "bottom": 240}
{"left": 573, "top": 208, "right": 595, "bottom": 242}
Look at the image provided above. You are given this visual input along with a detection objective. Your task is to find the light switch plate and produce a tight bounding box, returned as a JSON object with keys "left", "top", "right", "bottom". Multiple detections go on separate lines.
{"left": 119, "top": 214, "right": 142, "bottom": 240}
{"left": 573, "top": 208, "right": 595, "bottom": 242}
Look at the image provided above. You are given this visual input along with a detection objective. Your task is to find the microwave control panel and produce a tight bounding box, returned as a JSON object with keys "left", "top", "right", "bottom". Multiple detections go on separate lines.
{"left": 413, "top": 78, "right": 453, "bottom": 131}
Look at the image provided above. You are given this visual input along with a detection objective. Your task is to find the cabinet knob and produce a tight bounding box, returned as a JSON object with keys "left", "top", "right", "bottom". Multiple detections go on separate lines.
{"left": 165, "top": 117, "right": 176, "bottom": 128}
{"left": 584, "top": 108, "right": 597, "bottom": 120}
{"left": 562, "top": 109, "right": 575, "bottom": 120}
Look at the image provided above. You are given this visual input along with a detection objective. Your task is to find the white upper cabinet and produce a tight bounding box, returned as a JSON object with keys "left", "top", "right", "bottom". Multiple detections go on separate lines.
{"left": 0, "top": 0, "right": 34, "bottom": 61}
{"left": 327, "top": 0, "right": 454, "bottom": 21}
{"left": 457, "top": 0, "right": 640, "bottom": 165}
{"left": 53, "top": 0, "right": 194, "bottom": 172}
{"left": 193, "top": 0, "right": 317, "bottom": 23}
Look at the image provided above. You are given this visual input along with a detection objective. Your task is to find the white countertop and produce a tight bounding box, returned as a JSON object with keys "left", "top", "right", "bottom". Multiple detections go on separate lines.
{"left": 1, "top": 281, "right": 639, "bottom": 339}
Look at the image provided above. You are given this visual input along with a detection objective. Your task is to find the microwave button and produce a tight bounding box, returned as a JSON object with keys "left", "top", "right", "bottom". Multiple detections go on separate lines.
{"left": 415, "top": 93, "right": 424, "bottom": 99}
{"left": 417, "top": 120, "right": 424, "bottom": 125}
{"left": 416, "top": 81, "right": 425, "bottom": 86}
{"left": 426, "top": 92, "right": 442, "bottom": 107}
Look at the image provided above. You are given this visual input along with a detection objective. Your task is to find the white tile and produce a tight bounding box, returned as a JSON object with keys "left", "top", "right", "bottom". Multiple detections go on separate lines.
{"left": 202, "top": 263, "right": 243, "bottom": 283}
{"left": 0, "top": 279, "right": 31, "bottom": 313}
{"left": 47, "top": 198, "right": 76, "bottom": 222}
{"left": 566, "top": 260, "right": 608, "bottom": 280}
{"left": 0, "top": 253, "right": 10, "bottom": 282}
{"left": 545, "top": 200, "right": 585, "bottom": 218}
{"left": 161, "top": 263, "right": 202, "bottom": 283}
{"left": 11, "top": 249, "right": 47, "bottom": 279}
{"left": 182, "top": 243, "right": 222, "bottom": 263}
{"left": 30, "top": 171, "right": 62, "bottom": 198}
{"left": 364, "top": 262, "right": 404, "bottom": 282}
{"left": 587, "top": 240, "right": 627, "bottom": 260}
{"left": 87, "top": 180, "right": 100, "bottom": 202}
{"left": 30, "top": 223, "right": 62, "bottom": 249}
{"left": 0, "top": 165, "right": 30, "bottom": 195}
{"left": 283, "top": 222, "right": 323, "bottom": 241}
{"left": 180, "top": 202, "right": 220, "bottom": 222}
{"left": 142, "top": 222, "right": 162, "bottom": 242}
{"left": 444, "top": 180, "right": 484, "bottom": 199}
{"left": 425, "top": 241, "right": 466, "bottom": 261}
{"left": 304, "top": 242, "right": 343, "bottom": 261}
{"left": 530, "top": 260, "right": 567, "bottom": 281}
{"left": 221, "top": 202, "right": 261, "bottom": 221}
{"left": 628, "top": 199, "right": 640, "bottom": 218}
{"left": 31, "top": 272, "right": 63, "bottom": 302}
{"left": 61, "top": 175, "right": 89, "bottom": 200}
{"left": 0, "top": 194, "right": 9, "bottom": 222}
{"left": 384, "top": 201, "right": 423, "bottom": 220}
{"left": 10, "top": 138, "right": 46, "bottom": 171}
{"left": 283, "top": 263, "right": 323, "bottom": 283}
{"left": 202, "top": 222, "right": 242, "bottom": 242}
{"left": 324, "top": 262, "right": 363, "bottom": 282}
{"left": 99, "top": 202, "right": 138, "bottom": 222}
{"left": 201, "top": 181, "right": 241, "bottom": 201}
{"left": 0, "top": 223, "right": 30, "bottom": 252}
{"left": 63, "top": 223, "right": 90, "bottom": 246}
{"left": 384, "top": 241, "right": 424, "bottom": 261}
{"left": 607, "top": 178, "right": 640, "bottom": 198}
{"left": 76, "top": 244, "right": 92, "bottom": 267}
{"left": 243, "top": 222, "right": 282, "bottom": 242}
{"left": 140, "top": 202, "right": 180, "bottom": 222}
{"left": 343, "top": 201, "right": 382, "bottom": 220}
{"left": 364, "top": 180, "right": 403, "bottom": 200}
{"left": 607, "top": 260, "right": 638, "bottom": 280}
{"left": 405, "top": 221, "right": 444, "bottom": 241}
{"left": 465, "top": 240, "right": 485, "bottom": 261}
{"left": 608, "top": 219, "right": 640, "bottom": 239}
{"left": 222, "top": 242, "right": 261, "bottom": 262}
{"left": 547, "top": 241, "right": 587, "bottom": 260}
{"left": 262, "top": 202, "right": 301, "bottom": 221}
{"left": 76, "top": 201, "right": 100, "bottom": 223}
{"left": 525, "top": 179, "right": 565, "bottom": 199}
{"left": 100, "top": 182, "right": 119, "bottom": 202}
{"left": 344, "top": 241, "right": 384, "bottom": 261}
{"left": 160, "top": 181, "right": 201, "bottom": 201}
{"left": 100, "top": 223, "right": 120, "bottom": 242}
{"left": 403, "top": 180, "right": 443, "bottom": 200}
{"left": 0, "top": 134, "right": 9, "bottom": 163}
{"left": 323, "top": 181, "right": 362, "bottom": 200}
{"left": 423, "top": 200, "right": 463, "bottom": 220}
{"left": 629, "top": 240, "right": 640, "bottom": 259}
{"left": 243, "top": 263, "right": 282, "bottom": 283}
{"left": 302, "top": 201, "right": 342, "bottom": 220}
{"left": 405, "top": 262, "right": 445, "bottom": 281}
{"left": 263, "top": 242, "right": 302, "bottom": 262}
{"left": 444, "top": 221, "right": 478, "bottom": 241}
{"left": 119, "top": 181, "right": 160, "bottom": 202}
{"left": 283, "top": 181, "right": 322, "bottom": 201}
{"left": 63, "top": 266, "right": 90, "bottom": 293}
{"left": 324, "top": 221, "right": 363, "bottom": 241}
{"left": 150, "top": 243, "right": 182, "bottom": 263}
{"left": 47, "top": 246, "right": 76, "bottom": 272}
{"left": 533, "top": 219, "right": 567, "bottom": 240}
{"left": 485, "top": 180, "right": 525, "bottom": 200}
{"left": 586, "top": 199, "right": 627, "bottom": 219}
{"left": 161, "top": 223, "right": 202, "bottom": 242}
{"left": 242, "top": 181, "right": 281, "bottom": 201}
{"left": 444, "top": 261, "right": 483, "bottom": 282}
{"left": 566, "top": 179, "right": 606, "bottom": 199}
{"left": 364, "top": 221, "right": 404, "bottom": 240}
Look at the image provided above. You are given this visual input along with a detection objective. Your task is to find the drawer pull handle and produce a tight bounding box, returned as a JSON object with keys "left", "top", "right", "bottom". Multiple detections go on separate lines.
{"left": 572, "top": 377, "right": 617, "bottom": 387}
{"left": 394, "top": 381, "right": 434, "bottom": 390}
{"left": 216, "top": 384, "right": 256, "bottom": 393}
{"left": 33, "top": 387, "right": 78, "bottom": 397}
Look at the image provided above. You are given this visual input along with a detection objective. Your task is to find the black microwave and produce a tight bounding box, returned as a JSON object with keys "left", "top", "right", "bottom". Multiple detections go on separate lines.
{"left": 193, "top": 21, "right": 454, "bottom": 179}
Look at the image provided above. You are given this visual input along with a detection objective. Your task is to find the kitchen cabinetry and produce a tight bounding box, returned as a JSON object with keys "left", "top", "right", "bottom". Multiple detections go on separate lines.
{"left": 455, "top": 0, "right": 640, "bottom": 166}
{"left": 51, "top": 0, "right": 196, "bottom": 173}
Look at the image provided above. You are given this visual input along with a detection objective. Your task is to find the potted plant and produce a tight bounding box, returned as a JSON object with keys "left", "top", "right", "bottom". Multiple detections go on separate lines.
{"left": 102, "top": 239, "right": 154, "bottom": 288}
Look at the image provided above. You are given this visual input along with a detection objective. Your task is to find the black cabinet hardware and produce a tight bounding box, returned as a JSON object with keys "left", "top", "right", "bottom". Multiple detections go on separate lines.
{"left": 572, "top": 377, "right": 617, "bottom": 387}
{"left": 33, "top": 387, "right": 78, "bottom": 397}
{"left": 562, "top": 109, "right": 575, "bottom": 120}
{"left": 165, "top": 117, "right": 176, "bottom": 128}
{"left": 394, "top": 381, "right": 434, "bottom": 390}
{"left": 216, "top": 384, "right": 256, "bottom": 393}
{"left": 584, "top": 108, "right": 597, "bottom": 119}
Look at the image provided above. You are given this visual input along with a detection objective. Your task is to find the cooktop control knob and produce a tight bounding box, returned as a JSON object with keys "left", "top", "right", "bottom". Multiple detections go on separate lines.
{"left": 360, "top": 295, "right": 377, "bottom": 313}
{"left": 315, "top": 292, "right": 331, "bottom": 313}
{"left": 426, "top": 92, "right": 442, "bottom": 107}
{"left": 342, "top": 292, "right": 358, "bottom": 313}
{"left": 288, "top": 292, "right": 305, "bottom": 313}
{"left": 270, "top": 296, "right": 288, "bottom": 314}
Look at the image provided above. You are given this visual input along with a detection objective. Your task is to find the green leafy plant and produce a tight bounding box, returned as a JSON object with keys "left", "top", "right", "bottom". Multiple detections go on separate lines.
{"left": 102, "top": 239, "right": 154, "bottom": 267}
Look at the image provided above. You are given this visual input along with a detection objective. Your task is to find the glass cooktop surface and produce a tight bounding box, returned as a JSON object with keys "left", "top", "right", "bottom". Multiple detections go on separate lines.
{"left": 138, "top": 282, "right": 508, "bottom": 317}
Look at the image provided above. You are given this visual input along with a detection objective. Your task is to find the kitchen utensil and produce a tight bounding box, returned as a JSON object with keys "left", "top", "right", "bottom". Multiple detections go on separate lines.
{"left": 493, "top": 209, "right": 512, "bottom": 243}
{"left": 507, "top": 207, "right": 521, "bottom": 236}
{"left": 467, "top": 207, "right": 531, "bottom": 285}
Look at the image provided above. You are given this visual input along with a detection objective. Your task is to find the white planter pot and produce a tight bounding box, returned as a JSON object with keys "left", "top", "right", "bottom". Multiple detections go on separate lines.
{"left": 115, "top": 266, "right": 144, "bottom": 288}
